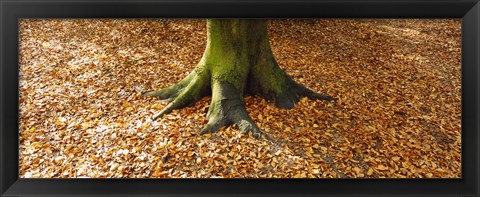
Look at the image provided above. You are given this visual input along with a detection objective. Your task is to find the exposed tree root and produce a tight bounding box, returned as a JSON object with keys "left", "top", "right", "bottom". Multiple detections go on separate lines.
{"left": 248, "top": 66, "right": 335, "bottom": 110}
{"left": 142, "top": 73, "right": 194, "bottom": 102}
{"left": 143, "top": 70, "right": 210, "bottom": 120}
{"left": 273, "top": 76, "right": 335, "bottom": 109}
{"left": 198, "top": 82, "right": 268, "bottom": 139}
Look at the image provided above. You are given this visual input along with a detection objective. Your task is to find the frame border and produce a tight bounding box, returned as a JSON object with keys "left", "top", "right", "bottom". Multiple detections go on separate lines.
{"left": 1, "top": 0, "right": 479, "bottom": 197}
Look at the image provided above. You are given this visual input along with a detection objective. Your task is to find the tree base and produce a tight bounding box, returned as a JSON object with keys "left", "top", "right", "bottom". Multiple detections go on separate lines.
{"left": 143, "top": 19, "right": 334, "bottom": 139}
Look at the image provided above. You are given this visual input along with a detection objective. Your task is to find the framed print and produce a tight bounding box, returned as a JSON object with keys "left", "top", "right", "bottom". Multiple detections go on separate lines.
{"left": 1, "top": 0, "right": 479, "bottom": 196}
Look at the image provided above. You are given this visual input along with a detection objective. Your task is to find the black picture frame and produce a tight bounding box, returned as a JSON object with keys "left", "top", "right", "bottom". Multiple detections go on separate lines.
{"left": 1, "top": 0, "right": 479, "bottom": 196}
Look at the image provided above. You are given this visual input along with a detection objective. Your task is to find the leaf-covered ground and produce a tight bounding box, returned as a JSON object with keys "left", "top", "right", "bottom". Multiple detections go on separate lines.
{"left": 19, "top": 19, "right": 461, "bottom": 178}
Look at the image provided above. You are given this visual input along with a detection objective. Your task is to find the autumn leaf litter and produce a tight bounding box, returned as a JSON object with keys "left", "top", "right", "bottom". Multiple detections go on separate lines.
{"left": 19, "top": 19, "right": 461, "bottom": 178}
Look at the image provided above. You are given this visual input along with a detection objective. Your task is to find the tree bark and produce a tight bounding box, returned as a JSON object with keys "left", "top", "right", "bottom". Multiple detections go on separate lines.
{"left": 144, "top": 19, "right": 334, "bottom": 139}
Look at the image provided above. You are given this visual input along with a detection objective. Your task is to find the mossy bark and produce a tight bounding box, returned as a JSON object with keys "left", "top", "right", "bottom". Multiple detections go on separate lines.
{"left": 144, "top": 19, "right": 334, "bottom": 138}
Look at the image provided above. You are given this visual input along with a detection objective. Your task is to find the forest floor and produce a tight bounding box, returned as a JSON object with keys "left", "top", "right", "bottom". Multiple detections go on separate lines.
{"left": 19, "top": 19, "right": 461, "bottom": 178}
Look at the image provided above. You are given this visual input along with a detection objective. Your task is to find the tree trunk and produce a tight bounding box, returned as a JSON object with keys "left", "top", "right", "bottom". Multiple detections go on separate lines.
{"left": 144, "top": 19, "right": 334, "bottom": 138}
